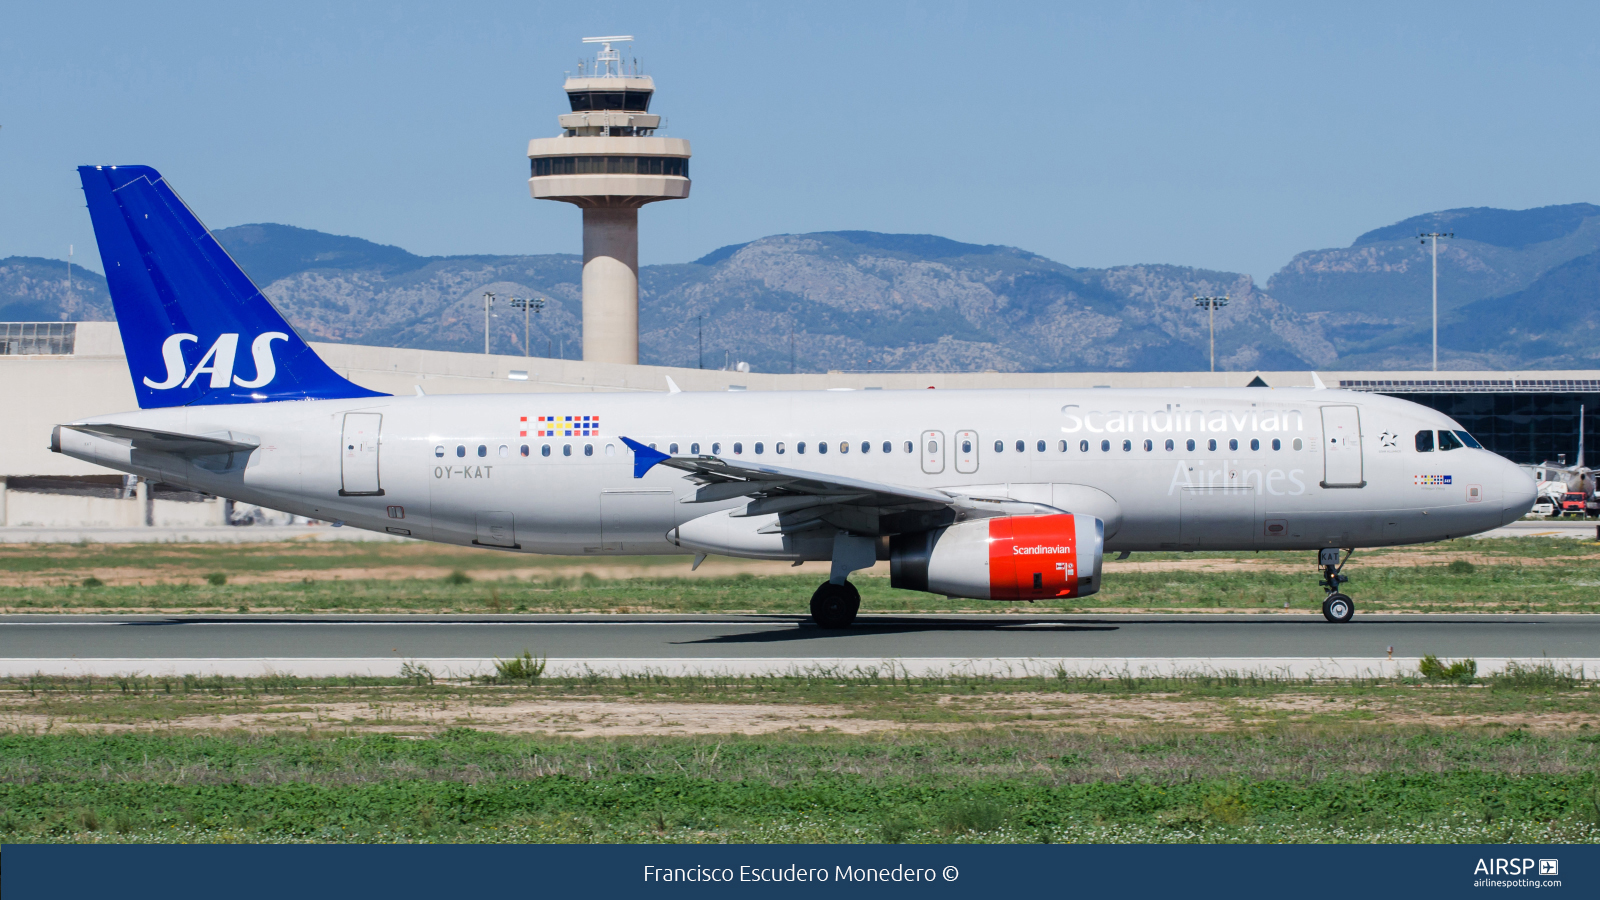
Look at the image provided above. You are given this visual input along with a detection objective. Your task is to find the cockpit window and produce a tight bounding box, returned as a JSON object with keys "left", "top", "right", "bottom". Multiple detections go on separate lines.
{"left": 1454, "top": 430, "right": 1483, "bottom": 449}
{"left": 1415, "top": 430, "right": 1434, "bottom": 452}
{"left": 1437, "top": 430, "right": 1464, "bottom": 451}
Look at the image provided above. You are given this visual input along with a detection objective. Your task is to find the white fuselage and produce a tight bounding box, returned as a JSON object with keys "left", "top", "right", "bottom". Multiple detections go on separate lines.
{"left": 58, "top": 387, "right": 1535, "bottom": 557}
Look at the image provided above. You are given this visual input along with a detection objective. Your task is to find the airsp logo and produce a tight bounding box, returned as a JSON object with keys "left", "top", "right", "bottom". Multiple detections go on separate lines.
{"left": 144, "top": 333, "right": 289, "bottom": 391}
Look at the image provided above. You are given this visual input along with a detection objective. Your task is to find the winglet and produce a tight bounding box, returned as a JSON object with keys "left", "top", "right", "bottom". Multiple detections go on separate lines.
{"left": 665, "top": 376, "right": 682, "bottom": 394}
{"left": 622, "top": 436, "right": 669, "bottom": 478}
{"left": 1310, "top": 371, "right": 1327, "bottom": 390}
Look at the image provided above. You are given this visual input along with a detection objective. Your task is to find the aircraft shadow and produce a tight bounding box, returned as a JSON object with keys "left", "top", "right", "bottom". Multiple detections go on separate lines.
{"left": 675, "top": 621, "right": 1121, "bottom": 645}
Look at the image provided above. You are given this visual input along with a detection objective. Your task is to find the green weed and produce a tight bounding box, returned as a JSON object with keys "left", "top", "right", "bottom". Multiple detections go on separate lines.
{"left": 1419, "top": 656, "right": 1478, "bottom": 683}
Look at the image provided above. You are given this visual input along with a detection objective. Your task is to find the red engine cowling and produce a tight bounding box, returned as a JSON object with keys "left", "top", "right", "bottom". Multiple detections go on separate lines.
{"left": 889, "top": 513, "right": 1104, "bottom": 601}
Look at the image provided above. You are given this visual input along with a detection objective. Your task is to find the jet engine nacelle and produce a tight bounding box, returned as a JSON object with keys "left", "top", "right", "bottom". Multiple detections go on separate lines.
{"left": 890, "top": 513, "right": 1104, "bottom": 601}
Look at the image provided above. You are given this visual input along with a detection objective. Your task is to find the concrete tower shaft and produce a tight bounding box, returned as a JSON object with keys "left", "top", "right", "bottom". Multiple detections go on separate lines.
{"left": 528, "top": 37, "right": 690, "bottom": 365}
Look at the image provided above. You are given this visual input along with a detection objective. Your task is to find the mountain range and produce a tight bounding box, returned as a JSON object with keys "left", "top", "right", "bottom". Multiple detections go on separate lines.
{"left": 5, "top": 203, "right": 1599, "bottom": 373}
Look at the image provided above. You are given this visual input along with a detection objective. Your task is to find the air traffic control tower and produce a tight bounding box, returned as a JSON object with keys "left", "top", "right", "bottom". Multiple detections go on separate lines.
{"left": 528, "top": 36, "right": 691, "bottom": 365}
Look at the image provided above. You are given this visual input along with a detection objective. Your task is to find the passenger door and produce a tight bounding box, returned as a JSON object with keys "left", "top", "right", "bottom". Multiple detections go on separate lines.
{"left": 921, "top": 430, "right": 945, "bottom": 475}
{"left": 339, "top": 413, "right": 383, "bottom": 496}
{"left": 1320, "top": 406, "right": 1365, "bottom": 488}
{"left": 955, "top": 430, "right": 979, "bottom": 474}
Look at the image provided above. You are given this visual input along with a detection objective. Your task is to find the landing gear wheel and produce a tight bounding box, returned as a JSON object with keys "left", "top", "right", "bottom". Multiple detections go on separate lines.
{"left": 1322, "top": 593, "right": 1354, "bottom": 623}
{"left": 810, "top": 581, "right": 861, "bottom": 629}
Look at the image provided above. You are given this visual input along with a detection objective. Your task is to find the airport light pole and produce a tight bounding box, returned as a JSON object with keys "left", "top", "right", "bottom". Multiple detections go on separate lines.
{"left": 1418, "top": 232, "right": 1452, "bottom": 371}
{"left": 508, "top": 296, "right": 544, "bottom": 357}
{"left": 482, "top": 291, "right": 496, "bottom": 355}
{"left": 1194, "top": 296, "right": 1229, "bottom": 372}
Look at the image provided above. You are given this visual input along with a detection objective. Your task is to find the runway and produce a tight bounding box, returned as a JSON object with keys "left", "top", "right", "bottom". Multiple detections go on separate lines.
{"left": 1, "top": 613, "right": 1595, "bottom": 678}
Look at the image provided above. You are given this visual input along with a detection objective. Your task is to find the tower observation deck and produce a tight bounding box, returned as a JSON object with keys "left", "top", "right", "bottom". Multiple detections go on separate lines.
{"left": 529, "top": 36, "right": 691, "bottom": 365}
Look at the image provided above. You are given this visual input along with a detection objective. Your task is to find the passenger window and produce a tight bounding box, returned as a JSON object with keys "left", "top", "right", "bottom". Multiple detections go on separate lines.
{"left": 1293, "top": 438, "right": 1303, "bottom": 450}
{"left": 883, "top": 442, "right": 893, "bottom": 454}
{"left": 1228, "top": 439, "right": 1239, "bottom": 451}
{"left": 1100, "top": 440, "right": 1110, "bottom": 452}
{"left": 1122, "top": 439, "right": 1132, "bottom": 451}
{"left": 690, "top": 443, "right": 700, "bottom": 455}
{"left": 584, "top": 444, "right": 593, "bottom": 456}
{"left": 777, "top": 442, "right": 787, "bottom": 454}
{"left": 860, "top": 441, "right": 870, "bottom": 454}
{"left": 520, "top": 445, "right": 529, "bottom": 457}
{"left": 1208, "top": 439, "right": 1217, "bottom": 451}
{"left": 797, "top": 442, "right": 807, "bottom": 454}
{"left": 1250, "top": 438, "right": 1259, "bottom": 451}
{"left": 1438, "top": 430, "right": 1463, "bottom": 451}
{"left": 1059, "top": 440, "right": 1068, "bottom": 452}
{"left": 711, "top": 442, "right": 721, "bottom": 455}
{"left": 434, "top": 445, "right": 444, "bottom": 458}
{"left": 1079, "top": 440, "right": 1088, "bottom": 452}
{"left": 605, "top": 443, "right": 615, "bottom": 456}
{"left": 962, "top": 440, "right": 972, "bottom": 453}
{"left": 1415, "top": 430, "right": 1434, "bottom": 452}
{"left": 733, "top": 442, "right": 743, "bottom": 454}
{"left": 1036, "top": 440, "right": 1045, "bottom": 452}
{"left": 755, "top": 442, "right": 765, "bottom": 454}
{"left": 1143, "top": 439, "right": 1153, "bottom": 451}
{"left": 840, "top": 442, "right": 849, "bottom": 454}
{"left": 541, "top": 444, "right": 551, "bottom": 457}
{"left": 926, "top": 440, "right": 936, "bottom": 453}
{"left": 1015, "top": 440, "right": 1025, "bottom": 452}
{"left": 1271, "top": 438, "right": 1281, "bottom": 451}
{"left": 477, "top": 445, "right": 487, "bottom": 457}
{"left": 994, "top": 440, "right": 1004, "bottom": 453}
{"left": 818, "top": 442, "right": 829, "bottom": 454}
{"left": 904, "top": 441, "right": 913, "bottom": 453}
{"left": 562, "top": 444, "right": 572, "bottom": 457}
{"left": 456, "top": 445, "right": 466, "bottom": 458}
{"left": 1186, "top": 439, "right": 1196, "bottom": 451}
{"left": 1165, "top": 439, "right": 1174, "bottom": 451}
{"left": 670, "top": 443, "right": 680, "bottom": 454}
{"left": 498, "top": 444, "right": 509, "bottom": 458}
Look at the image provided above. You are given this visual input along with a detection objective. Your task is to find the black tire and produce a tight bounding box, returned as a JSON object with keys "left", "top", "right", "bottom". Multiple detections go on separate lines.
{"left": 1322, "top": 593, "right": 1354, "bottom": 623}
{"left": 810, "top": 581, "right": 861, "bottom": 629}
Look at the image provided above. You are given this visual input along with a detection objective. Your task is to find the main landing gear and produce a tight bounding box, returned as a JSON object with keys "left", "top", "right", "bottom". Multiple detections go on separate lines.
{"left": 810, "top": 581, "right": 861, "bottom": 629}
{"left": 1318, "top": 547, "right": 1355, "bottom": 623}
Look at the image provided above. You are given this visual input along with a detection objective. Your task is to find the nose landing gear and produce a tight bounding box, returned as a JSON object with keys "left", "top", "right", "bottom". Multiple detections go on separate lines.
{"left": 1319, "top": 547, "right": 1355, "bottom": 623}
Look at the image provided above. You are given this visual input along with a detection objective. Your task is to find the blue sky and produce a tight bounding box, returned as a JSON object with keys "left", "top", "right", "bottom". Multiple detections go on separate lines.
{"left": 4, "top": 1, "right": 1598, "bottom": 281}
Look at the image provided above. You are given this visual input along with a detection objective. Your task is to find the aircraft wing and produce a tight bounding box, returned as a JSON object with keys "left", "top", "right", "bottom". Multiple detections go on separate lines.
{"left": 620, "top": 436, "right": 1050, "bottom": 536}
{"left": 57, "top": 423, "right": 260, "bottom": 457}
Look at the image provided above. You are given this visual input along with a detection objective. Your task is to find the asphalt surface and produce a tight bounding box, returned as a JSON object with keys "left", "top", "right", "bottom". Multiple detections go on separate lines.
{"left": 1, "top": 613, "right": 1595, "bottom": 660}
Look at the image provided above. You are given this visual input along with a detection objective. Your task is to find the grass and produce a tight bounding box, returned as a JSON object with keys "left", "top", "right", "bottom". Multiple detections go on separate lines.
{"left": 0, "top": 730, "right": 1596, "bottom": 844}
{"left": 3, "top": 537, "right": 1600, "bottom": 615}
{"left": 1, "top": 670, "right": 1597, "bottom": 844}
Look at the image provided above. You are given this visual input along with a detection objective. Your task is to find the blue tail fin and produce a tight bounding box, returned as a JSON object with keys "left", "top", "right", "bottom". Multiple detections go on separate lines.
{"left": 78, "top": 165, "right": 386, "bottom": 408}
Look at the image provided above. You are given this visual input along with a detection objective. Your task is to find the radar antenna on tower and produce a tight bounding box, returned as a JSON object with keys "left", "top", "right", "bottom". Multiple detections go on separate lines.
{"left": 581, "top": 36, "right": 633, "bottom": 77}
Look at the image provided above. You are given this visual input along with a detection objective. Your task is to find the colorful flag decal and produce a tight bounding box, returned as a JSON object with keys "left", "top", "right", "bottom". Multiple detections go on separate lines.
{"left": 534, "top": 415, "right": 601, "bottom": 437}
{"left": 1414, "top": 475, "right": 1452, "bottom": 485}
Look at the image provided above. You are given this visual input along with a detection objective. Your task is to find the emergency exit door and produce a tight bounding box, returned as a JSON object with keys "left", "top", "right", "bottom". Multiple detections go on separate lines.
{"left": 339, "top": 413, "right": 384, "bottom": 496}
{"left": 1320, "top": 405, "right": 1365, "bottom": 488}
{"left": 955, "top": 430, "right": 979, "bottom": 474}
{"left": 921, "top": 430, "right": 945, "bottom": 474}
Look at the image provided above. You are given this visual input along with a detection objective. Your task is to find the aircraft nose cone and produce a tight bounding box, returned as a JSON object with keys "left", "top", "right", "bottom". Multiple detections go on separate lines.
{"left": 1501, "top": 462, "right": 1537, "bottom": 525}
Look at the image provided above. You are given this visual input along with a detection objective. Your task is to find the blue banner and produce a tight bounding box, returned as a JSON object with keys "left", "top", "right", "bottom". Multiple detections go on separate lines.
{"left": 3, "top": 843, "right": 1595, "bottom": 898}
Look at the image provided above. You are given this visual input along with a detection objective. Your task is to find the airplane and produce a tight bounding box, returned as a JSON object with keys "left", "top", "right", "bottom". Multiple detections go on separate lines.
{"left": 52, "top": 165, "right": 1539, "bottom": 627}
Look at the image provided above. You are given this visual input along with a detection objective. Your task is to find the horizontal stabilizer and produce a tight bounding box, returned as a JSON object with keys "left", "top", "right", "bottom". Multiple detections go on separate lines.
{"left": 57, "top": 423, "right": 259, "bottom": 457}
